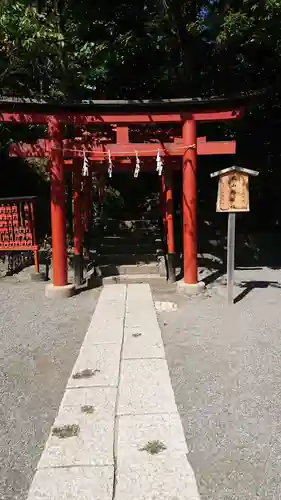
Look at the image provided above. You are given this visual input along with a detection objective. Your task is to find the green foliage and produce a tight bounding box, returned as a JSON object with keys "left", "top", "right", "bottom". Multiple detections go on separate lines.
{"left": 0, "top": 1, "right": 64, "bottom": 96}
{"left": 1, "top": 0, "right": 281, "bottom": 231}
{"left": 0, "top": 0, "right": 280, "bottom": 99}
{"left": 206, "top": 0, "right": 281, "bottom": 94}
{"left": 0, "top": 0, "right": 278, "bottom": 99}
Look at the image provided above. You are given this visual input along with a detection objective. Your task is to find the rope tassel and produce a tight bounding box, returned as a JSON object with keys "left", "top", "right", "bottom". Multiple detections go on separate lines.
{"left": 108, "top": 150, "right": 113, "bottom": 178}
{"left": 156, "top": 149, "right": 163, "bottom": 176}
{"left": 134, "top": 151, "right": 140, "bottom": 178}
{"left": 82, "top": 150, "right": 89, "bottom": 176}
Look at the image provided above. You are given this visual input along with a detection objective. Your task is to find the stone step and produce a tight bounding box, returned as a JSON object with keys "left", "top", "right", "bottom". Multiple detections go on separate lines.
{"left": 94, "top": 217, "right": 160, "bottom": 225}
{"left": 96, "top": 254, "right": 158, "bottom": 265}
{"left": 99, "top": 262, "right": 160, "bottom": 276}
{"left": 94, "top": 243, "right": 163, "bottom": 254}
{"left": 94, "top": 236, "right": 162, "bottom": 245}
{"left": 92, "top": 219, "right": 161, "bottom": 233}
{"left": 102, "top": 273, "right": 166, "bottom": 285}
{"left": 92, "top": 227, "right": 162, "bottom": 238}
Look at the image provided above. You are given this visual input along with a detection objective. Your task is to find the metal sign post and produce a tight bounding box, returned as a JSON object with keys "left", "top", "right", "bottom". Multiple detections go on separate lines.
{"left": 210, "top": 166, "right": 259, "bottom": 305}
{"left": 227, "top": 212, "right": 236, "bottom": 305}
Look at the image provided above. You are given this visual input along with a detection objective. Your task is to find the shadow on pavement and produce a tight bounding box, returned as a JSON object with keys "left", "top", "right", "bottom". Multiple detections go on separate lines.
{"left": 235, "top": 280, "right": 281, "bottom": 303}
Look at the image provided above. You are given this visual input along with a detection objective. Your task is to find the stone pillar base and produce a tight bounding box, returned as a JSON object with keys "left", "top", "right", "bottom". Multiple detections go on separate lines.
{"left": 176, "top": 279, "right": 205, "bottom": 295}
{"left": 167, "top": 253, "right": 176, "bottom": 282}
{"left": 30, "top": 271, "right": 47, "bottom": 282}
{"left": 45, "top": 283, "right": 75, "bottom": 299}
{"left": 73, "top": 254, "right": 84, "bottom": 287}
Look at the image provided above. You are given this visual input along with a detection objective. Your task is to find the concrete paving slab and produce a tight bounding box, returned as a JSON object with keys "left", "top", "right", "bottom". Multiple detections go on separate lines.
{"left": 117, "top": 413, "right": 188, "bottom": 461}
{"left": 97, "top": 283, "right": 127, "bottom": 300}
{"left": 67, "top": 343, "right": 121, "bottom": 388}
{"left": 125, "top": 314, "right": 159, "bottom": 329}
{"left": 27, "top": 466, "right": 114, "bottom": 500}
{"left": 90, "top": 304, "right": 125, "bottom": 320}
{"left": 125, "top": 308, "right": 159, "bottom": 325}
{"left": 125, "top": 292, "right": 157, "bottom": 309}
{"left": 126, "top": 284, "right": 155, "bottom": 312}
{"left": 59, "top": 387, "right": 117, "bottom": 417}
{"left": 115, "top": 457, "right": 200, "bottom": 500}
{"left": 89, "top": 296, "right": 126, "bottom": 321}
{"left": 83, "top": 317, "right": 124, "bottom": 345}
{"left": 86, "top": 288, "right": 125, "bottom": 306}
{"left": 117, "top": 359, "right": 178, "bottom": 415}
{"left": 122, "top": 324, "right": 165, "bottom": 359}
{"left": 82, "top": 284, "right": 126, "bottom": 344}
{"left": 123, "top": 283, "right": 165, "bottom": 358}
{"left": 125, "top": 306, "right": 159, "bottom": 322}
{"left": 38, "top": 405, "right": 114, "bottom": 468}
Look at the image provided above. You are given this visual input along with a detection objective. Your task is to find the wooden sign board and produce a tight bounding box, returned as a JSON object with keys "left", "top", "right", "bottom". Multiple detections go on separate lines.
{"left": 216, "top": 171, "right": 249, "bottom": 212}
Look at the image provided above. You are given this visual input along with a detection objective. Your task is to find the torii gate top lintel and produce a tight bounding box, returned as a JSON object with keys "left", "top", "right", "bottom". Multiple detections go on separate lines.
{"left": 0, "top": 95, "right": 246, "bottom": 124}
{"left": 4, "top": 95, "right": 248, "bottom": 161}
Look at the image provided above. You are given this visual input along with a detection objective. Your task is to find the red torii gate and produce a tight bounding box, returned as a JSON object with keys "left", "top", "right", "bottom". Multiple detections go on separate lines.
{"left": 1, "top": 97, "right": 244, "bottom": 296}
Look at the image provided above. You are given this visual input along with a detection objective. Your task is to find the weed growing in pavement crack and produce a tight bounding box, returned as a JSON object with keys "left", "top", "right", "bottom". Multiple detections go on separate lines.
{"left": 81, "top": 405, "right": 95, "bottom": 414}
{"left": 72, "top": 368, "right": 100, "bottom": 379}
{"left": 140, "top": 440, "right": 167, "bottom": 455}
{"left": 52, "top": 424, "right": 80, "bottom": 439}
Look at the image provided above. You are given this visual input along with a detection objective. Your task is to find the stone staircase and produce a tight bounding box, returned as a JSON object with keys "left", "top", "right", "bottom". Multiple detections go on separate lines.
{"left": 91, "top": 217, "right": 167, "bottom": 284}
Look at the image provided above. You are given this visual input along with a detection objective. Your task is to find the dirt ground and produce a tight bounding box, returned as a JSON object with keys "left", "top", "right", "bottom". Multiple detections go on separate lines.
{"left": 0, "top": 268, "right": 100, "bottom": 500}
{"left": 156, "top": 266, "right": 281, "bottom": 500}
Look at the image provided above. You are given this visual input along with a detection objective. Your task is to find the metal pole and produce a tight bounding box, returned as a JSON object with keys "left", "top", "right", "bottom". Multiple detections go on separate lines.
{"left": 227, "top": 212, "right": 236, "bottom": 305}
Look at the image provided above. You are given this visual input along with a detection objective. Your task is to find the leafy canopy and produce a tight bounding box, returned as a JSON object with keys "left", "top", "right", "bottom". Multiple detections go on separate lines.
{"left": 0, "top": 0, "right": 280, "bottom": 100}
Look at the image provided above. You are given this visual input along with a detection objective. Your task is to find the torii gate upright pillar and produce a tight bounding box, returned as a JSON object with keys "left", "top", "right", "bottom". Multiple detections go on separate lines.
{"left": 160, "top": 174, "right": 167, "bottom": 236}
{"left": 45, "top": 116, "right": 74, "bottom": 298}
{"left": 180, "top": 118, "right": 204, "bottom": 294}
{"left": 165, "top": 169, "right": 176, "bottom": 282}
{"left": 73, "top": 163, "right": 84, "bottom": 287}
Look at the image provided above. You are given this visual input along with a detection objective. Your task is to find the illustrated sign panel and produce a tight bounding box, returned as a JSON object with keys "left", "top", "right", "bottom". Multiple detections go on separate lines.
{"left": 216, "top": 172, "right": 249, "bottom": 212}
{"left": 0, "top": 198, "right": 37, "bottom": 250}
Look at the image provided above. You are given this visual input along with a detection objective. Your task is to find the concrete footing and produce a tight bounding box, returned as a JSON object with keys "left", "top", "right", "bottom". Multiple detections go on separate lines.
{"left": 30, "top": 272, "right": 47, "bottom": 282}
{"left": 73, "top": 254, "right": 84, "bottom": 287}
{"left": 176, "top": 279, "right": 205, "bottom": 295}
{"left": 45, "top": 283, "right": 75, "bottom": 299}
{"left": 167, "top": 253, "right": 176, "bottom": 282}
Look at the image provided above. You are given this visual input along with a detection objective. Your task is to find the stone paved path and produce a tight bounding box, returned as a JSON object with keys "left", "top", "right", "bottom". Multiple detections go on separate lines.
{"left": 27, "top": 284, "right": 199, "bottom": 500}
{"left": 158, "top": 267, "right": 281, "bottom": 500}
